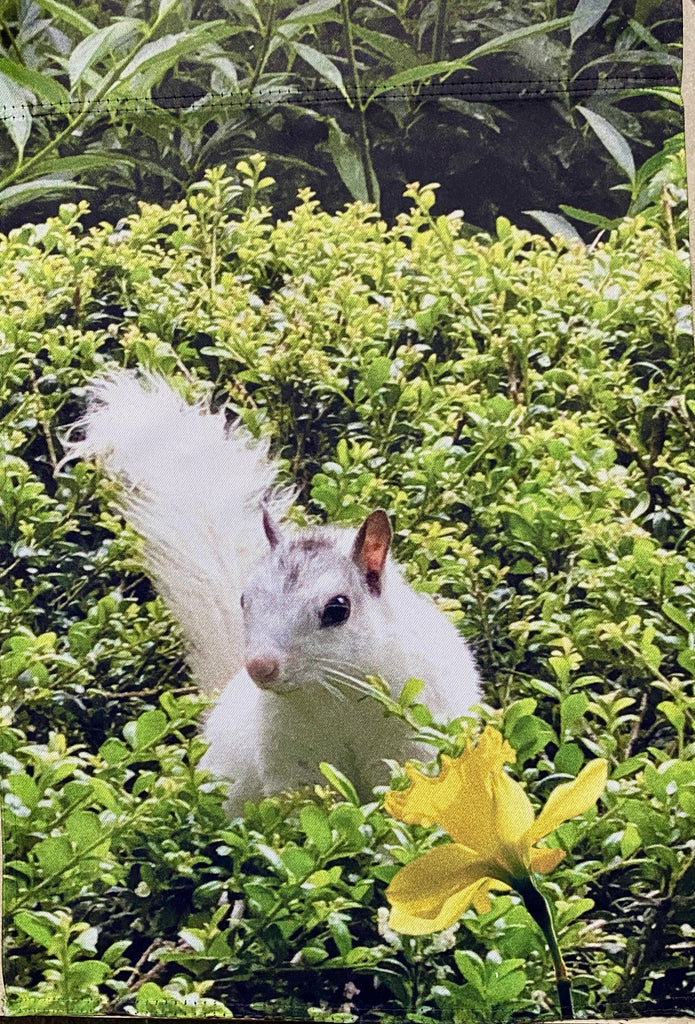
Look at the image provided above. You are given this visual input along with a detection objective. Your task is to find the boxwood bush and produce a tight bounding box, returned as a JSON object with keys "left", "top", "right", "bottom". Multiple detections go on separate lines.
{"left": 1, "top": 147, "right": 694, "bottom": 1020}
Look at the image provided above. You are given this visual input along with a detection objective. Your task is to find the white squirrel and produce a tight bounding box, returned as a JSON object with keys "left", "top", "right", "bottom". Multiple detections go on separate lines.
{"left": 68, "top": 370, "right": 482, "bottom": 812}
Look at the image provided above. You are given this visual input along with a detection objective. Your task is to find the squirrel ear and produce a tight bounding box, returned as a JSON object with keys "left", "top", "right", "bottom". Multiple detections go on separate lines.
{"left": 352, "top": 509, "right": 392, "bottom": 595}
{"left": 262, "top": 506, "right": 281, "bottom": 549}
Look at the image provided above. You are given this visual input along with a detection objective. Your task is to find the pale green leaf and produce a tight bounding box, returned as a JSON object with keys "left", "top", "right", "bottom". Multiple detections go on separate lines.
{"left": 292, "top": 42, "right": 348, "bottom": 98}
{"left": 69, "top": 19, "right": 143, "bottom": 89}
{"left": 524, "top": 210, "right": 584, "bottom": 243}
{"left": 74, "top": 926, "right": 100, "bottom": 952}
{"left": 34, "top": 0, "right": 97, "bottom": 35}
{"left": 157, "top": 0, "right": 181, "bottom": 19}
{"left": 283, "top": 0, "right": 339, "bottom": 23}
{"left": 0, "top": 177, "right": 94, "bottom": 211}
{"left": 0, "top": 73, "right": 32, "bottom": 158}
{"left": 352, "top": 25, "right": 420, "bottom": 69}
{"left": 0, "top": 59, "right": 69, "bottom": 109}
{"left": 133, "top": 709, "right": 168, "bottom": 748}
{"left": 570, "top": 0, "right": 612, "bottom": 42}
{"left": 39, "top": 153, "right": 137, "bottom": 175}
{"left": 398, "top": 676, "right": 425, "bottom": 707}
{"left": 14, "top": 911, "right": 57, "bottom": 950}
{"left": 577, "top": 105, "right": 636, "bottom": 184}
{"left": 110, "top": 23, "right": 234, "bottom": 95}
{"left": 368, "top": 17, "right": 571, "bottom": 100}
{"left": 324, "top": 116, "right": 368, "bottom": 200}
{"left": 319, "top": 762, "right": 360, "bottom": 805}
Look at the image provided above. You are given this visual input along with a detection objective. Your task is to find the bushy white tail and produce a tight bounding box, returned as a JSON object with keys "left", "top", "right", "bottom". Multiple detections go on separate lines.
{"left": 65, "top": 370, "right": 295, "bottom": 692}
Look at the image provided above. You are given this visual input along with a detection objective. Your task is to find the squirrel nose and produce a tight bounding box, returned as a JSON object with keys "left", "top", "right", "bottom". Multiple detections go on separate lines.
{"left": 247, "top": 656, "right": 280, "bottom": 687}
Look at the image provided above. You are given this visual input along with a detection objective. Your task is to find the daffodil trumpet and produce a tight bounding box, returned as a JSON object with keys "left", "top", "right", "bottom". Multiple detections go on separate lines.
{"left": 383, "top": 726, "right": 609, "bottom": 1020}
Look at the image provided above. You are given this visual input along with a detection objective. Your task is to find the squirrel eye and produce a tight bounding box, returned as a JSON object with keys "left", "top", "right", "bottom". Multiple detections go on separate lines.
{"left": 240, "top": 593, "right": 245, "bottom": 609}
{"left": 320, "top": 595, "right": 351, "bottom": 628}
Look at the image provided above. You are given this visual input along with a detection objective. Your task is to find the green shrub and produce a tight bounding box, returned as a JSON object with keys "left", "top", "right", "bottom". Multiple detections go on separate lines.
{"left": 1, "top": 149, "right": 694, "bottom": 1019}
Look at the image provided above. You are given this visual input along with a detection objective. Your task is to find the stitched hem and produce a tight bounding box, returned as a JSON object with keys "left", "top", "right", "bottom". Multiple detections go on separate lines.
{"left": 0, "top": 74, "right": 680, "bottom": 121}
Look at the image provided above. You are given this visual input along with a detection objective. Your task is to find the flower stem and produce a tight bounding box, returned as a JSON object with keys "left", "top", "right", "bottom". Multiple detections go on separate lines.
{"left": 431, "top": 0, "right": 449, "bottom": 61}
{"left": 515, "top": 877, "right": 574, "bottom": 1020}
{"left": 339, "top": 0, "right": 378, "bottom": 206}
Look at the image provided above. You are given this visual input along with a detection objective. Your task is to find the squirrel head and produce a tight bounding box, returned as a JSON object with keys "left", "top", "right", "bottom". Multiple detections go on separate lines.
{"left": 240, "top": 509, "right": 393, "bottom": 693}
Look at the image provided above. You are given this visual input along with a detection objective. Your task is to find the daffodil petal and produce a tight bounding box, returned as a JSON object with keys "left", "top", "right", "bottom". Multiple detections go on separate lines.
{"left": 472, "top": 888, "right": 492, "bottom": 915}
{"left": 472, "top": 879, "right": 512, "bottom": 915}
{"left": 528, "top": 759, "right": 609, "bottom": 843}
{"left": 530, "top": 846, "right": 566, "bottom": 873}
{"left": 490, "top": 768, "right": 535, "bottom": 845}
{"left": 386, "top": 844, "right": 487, "bottom": 917}
{"left": 389, "top": 878, "right": 490, "bottom": 934}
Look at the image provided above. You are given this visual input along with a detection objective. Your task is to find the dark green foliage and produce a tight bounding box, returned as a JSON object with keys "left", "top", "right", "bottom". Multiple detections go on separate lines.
{"left": 1, "top": 146, "right": 694, "bottom": 1018}
{"left": 0, "top": 0, "right": 682, "bottom": 230}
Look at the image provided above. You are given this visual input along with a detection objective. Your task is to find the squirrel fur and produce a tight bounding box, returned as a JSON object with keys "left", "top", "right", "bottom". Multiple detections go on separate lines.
{"left": 68, "top": 370, "right": 482, "bottom": 812}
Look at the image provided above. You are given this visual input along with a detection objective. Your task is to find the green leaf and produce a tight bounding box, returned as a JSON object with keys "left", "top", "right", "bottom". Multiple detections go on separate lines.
{"left": 557, "top": 898, "right": 594, "bottom": 926}
{"left": 319, "top": 762, "right": 361, "bottom": 805}
{"left": 133, "top": 709, "right": 168, "bottom": 749}
{"left": 282, "top": 0, "right": 340, "bottom": 24}
{"left": 157, "top": 0, "right": 181, "bottom": 19}
{"left": 398, "top": 676, "right": 424, "bottom": 707}
{"left": 8, "top": 772, "right": 39, "bottom": 810}
{"left": 558, "top": 204, "right": 621, "bottom": 229}
{"left": 74, "top": 925, "right": 100, "bottom": 951}
{"left": 328, "top": 912, "right": 352, "bottom": 957}
{"left": 0, "top": 73, "right": 32, "bottom": 158}
{"left": 454, "top": 950, "right": 485, "bottom": 994}
{"left": 509, "top": 715, "right": 555, "bottom": 763}
{"left": 70, "top": 960, "right": 110, "bottom": 986}
{"left": 40, "top": 153, "right": 137, "bottom": 177}
{"left": 368, "top": 17, "right": 571, "bottom": 100}
{"left": 554, "top": 742, "right": 584, "bottom": 775}
{"left": 368, "top": 57, "right": 472, "bottom": 98}
{"left": 570, "top": 0, "right": 612, "bottom": 42}
{"left": 281, "top": 844, "right": 315, "bottom": 878}
{"left": 109, "top": 23, "right": 235, "bottom": 95}
{"left": 524, "top": 210, "right": 584, "bottom": 243}
{"left": 34, "top": 0, "right": 97, "bottom": 35}
{"left": 69, "top": 19, "right": 143, "bottom": 89}
{"left": 292, "top": 43, "right": 348, "bottom": 99}
{"left": 363, "top": 356, "right": 392, "bottom": 394}
{"left": 577, "top": 105, "right": 636, "bottom": 184}
{"left": 504, "top": 698, "right": 538, "bottom": 732}
{"left": 662, "top": 602, "right": 694, "bottom": 633}
{"left": 255, "top": 842, "right": 288, "bottom": 874}
{"left": 300, "top": 804, "right": 333, "bottom": 852}
{"left": 33, "top": 837, "right": 73, "bottom": 874}
{"left": 620, "top": 821, "right": 641, "bottom": 858}
{"left": 488, "top": 968, "right": 527, "bottom": 1001}
{"left": 323, "top": 116, "right": 378, "bottom": 204}
{"left": 560, "top": 692, "right": 589, "bottom": 736}
{"left": 179, "top": 928, "right": 205, "bottom": 952}
{"left": 99, "top": 737, "right": 130, "bottom": 765}
{"left": 0, "top": 59, "right": 69, "bottom": 109}
{"left": 352, "top": 26, "right": 420, "bottom": 69}
{"left": 657, "top": 700, "right": 686, "bottom": 734}
{"left": 13, "top": 911, "right": 57, "bottom": 950}
{"left": 65, "top": 810, "right": 105, "bottom": 850}
{"left": 299, "top": 944, "right": 329, "bottom": 964}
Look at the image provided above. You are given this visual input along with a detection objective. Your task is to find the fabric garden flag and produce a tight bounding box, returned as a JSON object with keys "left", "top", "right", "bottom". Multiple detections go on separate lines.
{"left": 0, "top": 0, "right": 692, "bottom": 1019}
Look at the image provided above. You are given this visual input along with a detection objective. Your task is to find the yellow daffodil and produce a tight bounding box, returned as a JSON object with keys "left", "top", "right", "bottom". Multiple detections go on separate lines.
{"left": 384, "top": 726, "right": 608, "bottom": 935}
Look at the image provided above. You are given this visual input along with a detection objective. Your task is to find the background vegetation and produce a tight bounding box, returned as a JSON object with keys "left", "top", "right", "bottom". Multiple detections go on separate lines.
{"left": 1, "top": 137, "right": 694, "bottom": 1019}
{"left": 0, "top": 0, "right": 683, "bottom": 231}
